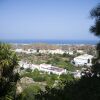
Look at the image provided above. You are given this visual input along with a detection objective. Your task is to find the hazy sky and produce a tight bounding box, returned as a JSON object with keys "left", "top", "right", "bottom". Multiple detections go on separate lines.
{"left": 0, "top": 0, "right": 99, "bottom": 40}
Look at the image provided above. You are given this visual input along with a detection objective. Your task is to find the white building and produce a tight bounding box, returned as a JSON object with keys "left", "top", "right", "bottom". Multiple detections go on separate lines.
{"left": 49, "top": 49, "right": 65, "bottom": 54}
{"left": 73, "top": 54, "right": 93, "bottom": 67}
{"left": 19, "top": 61, "right": 39, "bottom": 70}
{"left": 74, "top": 72, "right": 81, "bottom": 78}
{"left": 15, "top": 49, "right": 24, "bottom": 53}
{"left": 38, "top": 49, "right": 65, "bottom": 54}
{"left": 19, "top": 61, "right": 30, "bottom": 69}
{"left": 15, "top": 48, "right": 37, "bottom": 54}
{"left": 40, "top": 63, "right": 66, "bottom": 75}
{"left": 19, "top": 61, "right": 66, "bottom": 75}
{"left": 39, "top": 50, "right": 48, "bottom": 54}
{"left": 28, "top": 49, "right": 37, "bottom": 53}
{"left": 77, "top": 50, "right": 84, "bottom": 54}
{"left": 65, "top": 51, "right": 74, "bottom": 55}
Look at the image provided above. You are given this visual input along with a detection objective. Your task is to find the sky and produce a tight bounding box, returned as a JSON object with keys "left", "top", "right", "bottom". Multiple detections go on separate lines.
{"left": 0, "top": 0, "right": 100, "bottom": 41}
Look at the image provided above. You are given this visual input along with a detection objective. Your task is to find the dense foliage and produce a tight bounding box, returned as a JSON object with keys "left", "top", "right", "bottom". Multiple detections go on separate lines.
{"left": 21, "top": 69, "right": 58, "bottom": 87}
{"left": 17, "top": 74, "right": 75, "bottom": 100}
{"left": 17, "top": 84, "right": 41, "bottom": 100}
{"left": 36, "top": 76, "right": 100, "bottom": 100}
{"left": 0, "top": 43, "right": 19, "bottom": 100}
{"left": 90, "top": 4, "right": 100, "bottom": 75}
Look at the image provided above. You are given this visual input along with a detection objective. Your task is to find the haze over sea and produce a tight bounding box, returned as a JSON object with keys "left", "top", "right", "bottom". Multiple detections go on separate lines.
{"left": 1, "top": 39, "right": 98, "bottom": 45}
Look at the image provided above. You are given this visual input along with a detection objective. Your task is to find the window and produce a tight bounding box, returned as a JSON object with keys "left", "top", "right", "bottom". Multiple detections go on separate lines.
{"left": 88, "top": 59, "right": 90, "bottom": 63}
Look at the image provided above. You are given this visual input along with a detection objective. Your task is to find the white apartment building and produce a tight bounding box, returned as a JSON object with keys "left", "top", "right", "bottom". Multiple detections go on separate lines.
{"left": 73, "top": 54, "right": 93, "bottom": 67}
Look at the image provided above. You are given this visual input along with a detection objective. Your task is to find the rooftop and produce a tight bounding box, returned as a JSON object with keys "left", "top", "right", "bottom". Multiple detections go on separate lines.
{"left": 75, "top": 54, "right": 93, "bottom": 59}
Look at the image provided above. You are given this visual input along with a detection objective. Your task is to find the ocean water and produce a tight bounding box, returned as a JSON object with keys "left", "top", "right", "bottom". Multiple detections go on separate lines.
{"left": 0, "top": 39, "right": 99, "bottom": 45}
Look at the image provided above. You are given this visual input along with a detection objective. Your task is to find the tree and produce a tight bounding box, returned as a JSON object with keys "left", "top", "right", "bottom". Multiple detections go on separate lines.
{"left": 59, "top": 74, "right": 74, "bottom": 82}
{"left": 0, "top": 43, "right": 19, "bottom": 99}
{"left": 17, "top": 84, "right": 41, "bottom": 100}
{"left": 90, "top": 4, "right": 100, "bottom": 36}
{"left": 90, "top": 4, "right": 100, "bottom": 75}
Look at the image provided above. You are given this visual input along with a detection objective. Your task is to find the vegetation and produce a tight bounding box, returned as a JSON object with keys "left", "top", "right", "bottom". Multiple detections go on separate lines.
{"left": 90, "top": 4, "right": 100, "bottom": 75}
{"left": 17, "top": 73, "right": 75, "bottom": 100}
{"left": 21, "top": 69, "right": 45, "bottom": 82}
{"left": 17, "top": 84, "right": 41, "bottom": 100}
{"left": 21, "top": 69, "right": 58, "bottom": 87}
{"left": 36, "top": 77, "right": 100, "bottom": 100}
{"left": 0, "top": 43, "right": 19, "bottom": 100}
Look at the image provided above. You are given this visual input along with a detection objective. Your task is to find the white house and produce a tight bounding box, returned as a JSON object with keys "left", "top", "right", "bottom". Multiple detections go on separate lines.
{"left": 15, "top": 49, "right": 24, "bottom": 53}
{"left": 39, "top": 50, "right": 48, "bottom": 54}
{"left": 28, "top": 49, "right": 37, "bottom": 53}
{"left": 49, "top": 49, "right": 65, "bottom": 54}
{"left": 19, "top": 61, "right": 39, "bottom": 70}
{"left": 15, "top": 48, "right": 37, "bottom": 54}
{"left": 65, "top": 51, "right": 74, "bottom": 55}
{"left": 73, "top": 54, "right": 93, "bottom": 67}
{"left": 77, "top": 50, "right": 84, "bottom": 54}
{"left": 19, "top": 61, "right": 32, "bottom": 69}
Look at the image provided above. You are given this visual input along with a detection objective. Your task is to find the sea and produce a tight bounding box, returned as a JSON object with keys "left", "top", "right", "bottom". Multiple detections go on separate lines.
{"left": 0, "top": 39, "right": 99, "bottom": 45}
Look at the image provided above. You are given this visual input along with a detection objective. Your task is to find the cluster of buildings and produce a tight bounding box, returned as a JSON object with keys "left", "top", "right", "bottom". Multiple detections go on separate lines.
{"left": 15, "top": 49, "right": 36, "bottom": 54}
{"left": 15, "top": 47, "right": 94, "bottom": 67}
{"left": 15, "top": 48, "right": 74, "bottom": 55}
{"left": 16, "top": 46, "right": 94, "bottom": 78}
{"left": 18, "top": 61, "right": 86, "bottom": 78}
{"left": 19, "top": 54, "right": 94, "bottom": 78}
{"left": 39, "top": 49, "right": 74, "bottom": 55}
{"left": 19, "top": 61, "right": 67, "bottom": 75}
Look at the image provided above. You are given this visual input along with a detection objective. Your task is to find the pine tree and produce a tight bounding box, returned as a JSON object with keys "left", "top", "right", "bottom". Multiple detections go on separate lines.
{"left": 90, "top": 4, "right": 100, "bottom": 76}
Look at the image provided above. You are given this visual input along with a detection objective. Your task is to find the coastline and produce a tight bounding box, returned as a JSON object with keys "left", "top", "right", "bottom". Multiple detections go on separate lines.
{"left": 0, "top": 39, "right": 98, "bottom": 45}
